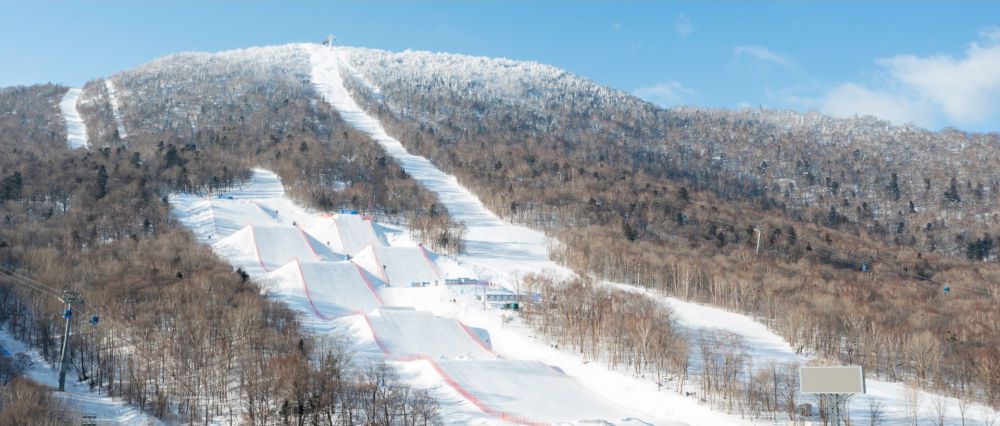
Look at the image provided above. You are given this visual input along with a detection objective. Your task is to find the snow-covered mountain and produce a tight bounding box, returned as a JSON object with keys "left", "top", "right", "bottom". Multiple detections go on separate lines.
{"left": 12, "top": 42, "right": 995, "bottom": 424}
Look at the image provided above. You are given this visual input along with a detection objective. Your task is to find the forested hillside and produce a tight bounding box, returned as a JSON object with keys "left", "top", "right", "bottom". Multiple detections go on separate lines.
{"left": 0, "top": 46, "right": 456, "bottom": 423}
{"left": 339, "top": 47, "right": 1000, "bottom": 408}
{"left": 1, "top": 43, "right": 997, "bottom": 423}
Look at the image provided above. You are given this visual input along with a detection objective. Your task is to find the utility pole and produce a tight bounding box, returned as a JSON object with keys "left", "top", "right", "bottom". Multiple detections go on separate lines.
{"left": 58, "top": 291, "right": 82, "bottom": 392}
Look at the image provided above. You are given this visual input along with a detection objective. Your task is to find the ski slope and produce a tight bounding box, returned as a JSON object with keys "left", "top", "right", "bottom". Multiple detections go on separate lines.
{"left": 58, "top": 88, "right": 89, "bottom": 149}
{"left": 353, "top": 245, "right": 441, "bottom": 286}
{"left": 304, "top": 213, "right": 387, "bottom": 255}
{"left": 213, "top": 224, "right": 343, "bottom": 274}
{"left": 104, "top": 79, "right": 128, "bottom": 139}
{"left": 307, "top": 44, "right": 571, "bottom": 285}
{"left": 304, "top": 43, "right": 1000, "bottom": 425}
{"left": 0, "top": 326, "right": 160, "bottom": 425}
{"left": 264, "top": 260, "right": 383, "bottom": 318}
{"left": 171, "top": 168, "right": 662, "bottom": 425}
{"left": 366, "top": 307, "right": 494, "bottom": 360}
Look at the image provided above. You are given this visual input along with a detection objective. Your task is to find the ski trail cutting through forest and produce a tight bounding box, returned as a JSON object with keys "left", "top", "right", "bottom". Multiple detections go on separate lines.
{"left": 307, "top": 45, "right": 570, "bottom": 284}
{"left": 104, "top": 79, "right": 128, "bottom": 139}
{"left": 58, "top": 88, "right": 89, "bottom": 149}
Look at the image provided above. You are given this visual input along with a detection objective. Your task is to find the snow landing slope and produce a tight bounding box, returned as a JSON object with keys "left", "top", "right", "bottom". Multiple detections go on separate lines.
{"left": 58, "top": 88, "right": 89, "bottom": 149}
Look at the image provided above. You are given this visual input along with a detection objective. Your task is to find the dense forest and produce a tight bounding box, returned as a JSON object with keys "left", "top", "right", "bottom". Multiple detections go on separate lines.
{"left": 341, "top": 47, "right": 1000, "bottom": 410}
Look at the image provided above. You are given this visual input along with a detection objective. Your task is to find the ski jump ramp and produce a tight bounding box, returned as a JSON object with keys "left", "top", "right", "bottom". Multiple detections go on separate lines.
{"left": 353, "top": 245, "right": 440, "bottom": 287}
{"left": 265, "top": 260, "right": 383, "bottom": 318}
{"left": 365, "top": 307, "right": 493, "bottom": 360}
{"left": 213, "top": 224, "right": 344, "bottom": 274}
{"left": 210, "top": 200, "right": 279, "bottom": 238}
{"left": 304, "top": 213, "right": 388, "bottom": 256}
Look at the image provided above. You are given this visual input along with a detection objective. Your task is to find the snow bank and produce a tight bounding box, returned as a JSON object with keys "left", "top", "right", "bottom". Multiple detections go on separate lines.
{"left": 433, "top": 359, "right": 649, "bottom": 425}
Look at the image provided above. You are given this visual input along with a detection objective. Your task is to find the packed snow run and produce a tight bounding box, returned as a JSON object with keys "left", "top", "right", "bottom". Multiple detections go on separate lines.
{"left": 104, "top": 79, "right": 128, "bottom": 139}
{"left": 58, "top": 87, "right": 89, "bottom": 149}
{"left": 171, "top": 169, "right": 658, "bottom": 425}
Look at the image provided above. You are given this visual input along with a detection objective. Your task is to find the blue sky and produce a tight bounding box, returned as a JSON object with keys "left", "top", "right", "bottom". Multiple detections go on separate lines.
{"left": 1, "top": 1, "right": 998, "bottom": 131}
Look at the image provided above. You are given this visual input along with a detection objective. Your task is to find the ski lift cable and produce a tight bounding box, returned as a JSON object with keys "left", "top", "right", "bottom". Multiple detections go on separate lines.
{"left": 0, "top": 267, "right": 106, "bottom": 321}
{"left": 0, "top": 269, "right": 63, "bottom": 300}
{"left": 0, "top": 266, "right": 65, "bottom": 294}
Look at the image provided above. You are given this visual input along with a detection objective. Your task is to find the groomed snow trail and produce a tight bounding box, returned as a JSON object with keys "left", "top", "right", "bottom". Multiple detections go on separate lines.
{"left": 59, "top": 88, "right": 89, "bottom": 149}
{"left": 307, "top": 45, "right": 570, "bottom": 285}
{"left": 104, "top": 79, "right": 128, "bottom": 139}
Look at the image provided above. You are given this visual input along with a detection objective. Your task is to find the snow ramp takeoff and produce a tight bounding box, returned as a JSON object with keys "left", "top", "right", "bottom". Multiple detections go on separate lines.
{"left": 305, "top": 214, "right": 387, "bottom": 256}
{"left": 366, "top": 307, "right": 493, "bottom": 360}
{"left": 213, "top": 224, "right": 343, "bottom": 274}
{"left": 353, "top": 245, "right": 440, "bottom": 287}
{"left": 265, "top": 261, "right": 383, "bottom": 318}
{"left": 210, "top": 200, "right": 279, "bottom": 238}
{"left": 59, "top": 88, "right": 89, "bottom": 149}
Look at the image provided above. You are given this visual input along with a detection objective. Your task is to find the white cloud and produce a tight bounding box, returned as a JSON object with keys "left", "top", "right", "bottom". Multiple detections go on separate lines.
{"left": 674, "top": 14, "right": 693, "bottom": 37}
{"left": 733, "top": 45, "right": 794, "bottom": 69}
{"left": 814, "top": 30, "right": 1000, "bottom": 129}
{"left": 818, "top": 83, "right": 934, "bottom": 127}
{"left": 634, "top": 81, "right": 697, "bottom": 107}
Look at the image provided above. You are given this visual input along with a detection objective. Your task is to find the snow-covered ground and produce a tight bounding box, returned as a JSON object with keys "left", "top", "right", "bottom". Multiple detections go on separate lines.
{"left": 0, "top": 326, "right": 160, "bottom": 425}
{"left": 171, "top": 169, "right": 662, "bottom": 425}
{"left": 58, "top": 87, "right": 89, "bottom": 149}
{"left": 304, "top": 43, "right": 1000, "bottom": 425}
{"left": 307, "top": 44, "right": 571, "bottom": 285}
